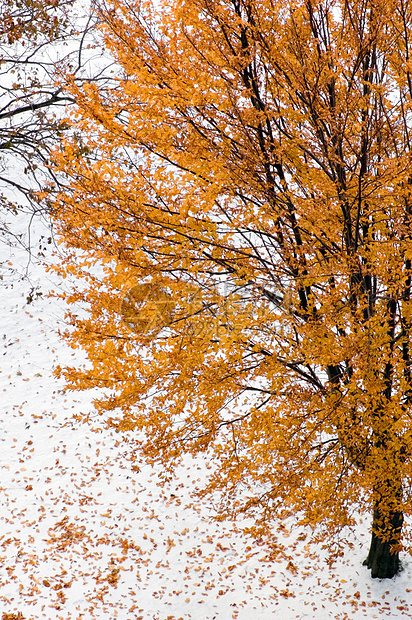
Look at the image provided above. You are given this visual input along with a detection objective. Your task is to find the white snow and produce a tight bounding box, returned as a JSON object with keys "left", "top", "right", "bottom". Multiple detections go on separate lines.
{"left": 1, "top": 216, "right": 412, "bottom": 619}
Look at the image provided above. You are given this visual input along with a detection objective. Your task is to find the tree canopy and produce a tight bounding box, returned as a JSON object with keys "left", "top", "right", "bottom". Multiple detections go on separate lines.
{"left": 51, "top": 0, "right": 412, "bottom": 578}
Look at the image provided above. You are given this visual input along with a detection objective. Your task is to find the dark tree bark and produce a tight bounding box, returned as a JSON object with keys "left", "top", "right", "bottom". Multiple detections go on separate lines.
{"left": 363, "top": 506, "right": 403, "bottom": 579}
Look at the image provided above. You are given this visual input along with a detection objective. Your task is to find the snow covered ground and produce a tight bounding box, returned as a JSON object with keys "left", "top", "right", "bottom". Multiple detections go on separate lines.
{"left": 1, "top": 216, "right": 412, "bottom": 619}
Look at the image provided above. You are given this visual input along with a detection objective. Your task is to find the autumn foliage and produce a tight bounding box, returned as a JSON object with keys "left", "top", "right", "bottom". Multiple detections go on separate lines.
{"left": 51, "top": 0, "right": 412, "bottom": 578}
{"left": 0, "top": 0, "right": 100, "bottom": 221}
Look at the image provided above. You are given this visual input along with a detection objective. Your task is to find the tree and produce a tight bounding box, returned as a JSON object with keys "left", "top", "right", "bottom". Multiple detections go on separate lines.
{"left": 51, "top": 0, "right": 412, "bottom": 579}
{"left": 0, "top": 0, "right": 99, "bottom": 253}
{"left": 0, "top": 1, "right": 71, "bottom": 208}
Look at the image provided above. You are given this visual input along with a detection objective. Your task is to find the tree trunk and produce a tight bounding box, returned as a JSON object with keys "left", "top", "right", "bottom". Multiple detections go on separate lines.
{"left": 363, "top": 506, "right": 403, "bottom": 579}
